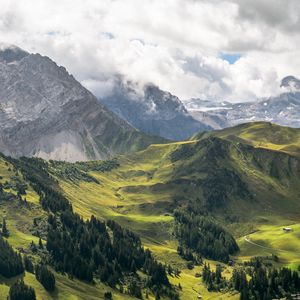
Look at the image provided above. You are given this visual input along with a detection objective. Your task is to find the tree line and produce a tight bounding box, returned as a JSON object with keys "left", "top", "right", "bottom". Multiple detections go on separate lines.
{"left": 201, "top": 258, "right": 300, "bottom": 300}
{"left": 174, "top": 208, "right": 239, "bottom": 263}
{"left": 9, "top": 156, "right": 177, "bottom": 299}
{"left": 232, "top": 262, "right": 300, "bottom": 299}
{"left": 46, "top": 211, "right": 175, "bottom": 298}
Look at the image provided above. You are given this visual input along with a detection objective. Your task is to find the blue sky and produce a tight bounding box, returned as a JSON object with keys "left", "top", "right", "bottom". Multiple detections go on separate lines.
{"left": 219, "top": 53, "right": 242, "bottom": 64}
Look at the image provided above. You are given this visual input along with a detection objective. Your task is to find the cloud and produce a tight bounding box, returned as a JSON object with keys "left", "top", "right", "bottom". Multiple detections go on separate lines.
{"left": 0, "top": 0, "right": 299, "bottom": 102}
{"left": 234, "top": 0, "right": 300, "bottom": 33}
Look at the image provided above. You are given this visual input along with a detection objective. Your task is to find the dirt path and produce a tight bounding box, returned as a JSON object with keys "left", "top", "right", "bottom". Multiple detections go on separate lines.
{"left": 244, "top": 235, "right": 289, "bottom": 253}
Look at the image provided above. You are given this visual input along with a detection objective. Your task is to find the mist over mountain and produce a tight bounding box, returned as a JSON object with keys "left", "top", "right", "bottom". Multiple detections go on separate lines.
{"left": 281, "top": 75, "right": 300, "bottom": 91}
{"left": 100, "top": 79, "right": 212, "bottom": 140}
{"left": 0, "top": 46, "right": 164, "bottom": 162}
{"left": 186, "top": 76, "right": 300, "bottom": 129}
{"left": 1, "top": 1, "right": 300, "bottom": 299}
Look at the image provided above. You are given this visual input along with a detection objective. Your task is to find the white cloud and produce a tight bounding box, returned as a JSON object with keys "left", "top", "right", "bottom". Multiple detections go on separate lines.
{"left": 0, "top": 0, "right": 299, "bottom": 102}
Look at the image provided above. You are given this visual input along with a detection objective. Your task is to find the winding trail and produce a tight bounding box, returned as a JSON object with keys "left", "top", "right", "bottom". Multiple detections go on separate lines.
{"left": 244, "top": 235, "right": 290, "bottom": 253}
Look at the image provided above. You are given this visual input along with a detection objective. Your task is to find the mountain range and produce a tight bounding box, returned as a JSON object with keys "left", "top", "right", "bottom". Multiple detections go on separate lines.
{"left": 101, "top": 75, "right": 300, "bottom": 135}
{"left": 1, "top": 121, "right": 300, "bottom": 299}
{"left": 186, "top": 76, "right": 300, "bottom": 129}
{"left": 100, "top": 78, "right": 212, "bottom": 140}
{"left": 0, "top": 46, "right": 164, "bottom": 162}
{"left": 1, "top": 45, "right": 299, "bottom": 164}
{"left": 1, "top": 45, "right": 300, "bottom": 300}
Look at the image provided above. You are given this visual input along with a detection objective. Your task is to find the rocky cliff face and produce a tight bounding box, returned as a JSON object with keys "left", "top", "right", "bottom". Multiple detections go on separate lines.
{"left": 0, "top": 46, "right": 163, "bottom": 162}
{"left": 100, "top": 79, "right": 212, "bottom": 140}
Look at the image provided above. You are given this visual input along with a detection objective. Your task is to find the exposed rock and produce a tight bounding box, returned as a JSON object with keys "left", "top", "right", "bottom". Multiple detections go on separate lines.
{"left": 0, "top": 46, "right": 164, "bottom": 162}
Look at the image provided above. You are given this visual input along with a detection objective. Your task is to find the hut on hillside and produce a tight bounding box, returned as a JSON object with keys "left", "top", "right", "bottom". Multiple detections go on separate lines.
{"left": 283, "top": 227, "right": 292, "bottom": 232}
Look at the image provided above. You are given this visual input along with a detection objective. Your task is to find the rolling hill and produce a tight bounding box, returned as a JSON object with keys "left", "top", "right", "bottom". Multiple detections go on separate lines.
{"left": 1, "top": 122, "right": 300, "bottom": 299}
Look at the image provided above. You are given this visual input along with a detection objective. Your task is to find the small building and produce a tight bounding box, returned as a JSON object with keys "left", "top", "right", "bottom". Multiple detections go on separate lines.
{"left": 283, "top": 227, "right": 292, "bottom": 232}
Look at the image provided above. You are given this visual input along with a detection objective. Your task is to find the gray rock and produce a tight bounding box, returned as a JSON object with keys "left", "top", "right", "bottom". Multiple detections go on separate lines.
{"left": 100, "top": 79, "right": 211, "bottom": 140}
{"left": 0, "top": 46, "right": 163, "bottom": 162}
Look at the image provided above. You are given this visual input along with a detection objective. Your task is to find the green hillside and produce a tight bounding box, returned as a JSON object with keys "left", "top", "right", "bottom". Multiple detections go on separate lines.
{"left": 1, "top": 122, "right": 300, "bottom": 299}
{"left": 203, "top": 121, "right": 300, "bottom": 157}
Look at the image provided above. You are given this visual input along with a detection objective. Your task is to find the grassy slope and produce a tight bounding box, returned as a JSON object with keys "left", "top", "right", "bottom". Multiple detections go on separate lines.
{"left": 0, "top": 157, "right": 134, "bottom": 300}
{"left": 1, "top": 121, "right": 300, "bottom": 299}
{"left": 54, "top": 122, "right": 300, "bottom": 298}
{"left": 207, "top": 121, "right": 300, "bottom": 157}
{"left": 31, "top": 123, "right": 294, "bottom": 298}
{"left": 49, "top": 142, "right": 239, "bottom": 299}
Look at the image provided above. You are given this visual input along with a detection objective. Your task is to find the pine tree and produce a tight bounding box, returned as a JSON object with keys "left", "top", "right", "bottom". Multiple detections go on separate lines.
{"left": 23, "top": 255, "right": 34, "bottom": 273}
{"left": 30, "top": 241, "right": 37, "bottom": 253}
{"left": 9, "top": 280, "right": 36, "bottom": 300}
{"left": 104, "top": 291, "right": 112, "bottom": 299}
{"left": 35, "top": 264, "right": 55, "bottom": 292}
{"left": 2, "top": 217, "right": 8, "bottom": 237}
{"left": 0, "top": 236, "right": 24, "bottom": 277}
{"left": 38, "top": 237, "right": 43, "bottom": 249}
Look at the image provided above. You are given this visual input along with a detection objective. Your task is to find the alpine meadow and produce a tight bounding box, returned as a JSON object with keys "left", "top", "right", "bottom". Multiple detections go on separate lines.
{"left": 1, "top": 1, "right": 300, "bottom": 300}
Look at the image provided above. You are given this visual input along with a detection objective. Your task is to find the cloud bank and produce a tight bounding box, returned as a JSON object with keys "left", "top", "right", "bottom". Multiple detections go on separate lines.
{"left": 0, "top": 0, "right": 299, "bottom": 102}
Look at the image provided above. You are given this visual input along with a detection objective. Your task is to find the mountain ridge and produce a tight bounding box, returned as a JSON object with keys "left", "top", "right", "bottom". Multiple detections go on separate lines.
{"left": 1, "top": 121, "right": 300, "bottom": 299}
{"left": 0, "top": 47, "right": 166, "bottom": 162}
{"left": 187, "top": 77, "right": 300, "bottom": 130}
{"left": 100, "top": 78, "right": 212, "bottom": 140}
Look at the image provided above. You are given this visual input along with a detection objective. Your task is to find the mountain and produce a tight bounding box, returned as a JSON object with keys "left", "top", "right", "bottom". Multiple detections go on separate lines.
{"left": 281, "top": 75, "right": 300, "bottom": 91}
{"left": 1, "top": 122, "right": 300, "bottom": 299}
{"left": 186, "top": 76, "right": 300, "bottom": 129}
{"left": 0, "top": 46, "right": 165, "bottom": 162}
{"left": 100, "top": 79, "right": 212, "bottom": 140}
{"left": 184, "top": 98, "right": 232, "bottom": 112}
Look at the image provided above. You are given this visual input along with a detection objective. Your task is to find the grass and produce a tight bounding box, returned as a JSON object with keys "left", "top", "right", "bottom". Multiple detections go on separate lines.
{"left": 48, "top": 124, "right": 300, "bottom": 298}
{"left": 2, "top": 122, "right": 300, "bottom": 299}
{"left": 237, "top": 218, "right": 300, "bottom": 269}
{"left": 211, "top": 122, "right": 300, "bottom": 157}
{"left": 0, "top": 158, "right": 146, "bottom": 300}
{"left": 0, "top": 271, "right": 134, "bottom": 300}
{"left": 48, "top": 141, "right": 245, "bottom": 299}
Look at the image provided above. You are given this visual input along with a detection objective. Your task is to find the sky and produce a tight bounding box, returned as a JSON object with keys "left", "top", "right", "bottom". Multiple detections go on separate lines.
{"left": 0, "top": 0, "right": 299, "bottom": 102}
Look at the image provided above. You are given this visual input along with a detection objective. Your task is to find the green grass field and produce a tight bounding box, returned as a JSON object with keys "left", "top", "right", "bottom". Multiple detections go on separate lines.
{"left": 1, "top": 122, "right": 300, "bottom": 299}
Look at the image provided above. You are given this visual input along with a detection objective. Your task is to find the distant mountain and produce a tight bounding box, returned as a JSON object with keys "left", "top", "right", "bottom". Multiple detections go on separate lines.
{"left": 0, "top": 46, "right": 165, "bottom": 162}
{"left": 184, "top": 98, "right": 232, "bottom": 112}
{"left": 281, "top": 75, "right": 300, "bottom": 91}
{"left": 186, "top": 76, "right": 300, "bottom": 129}
{"left": 100, "top": 79, "right": 212, "bottom": 140}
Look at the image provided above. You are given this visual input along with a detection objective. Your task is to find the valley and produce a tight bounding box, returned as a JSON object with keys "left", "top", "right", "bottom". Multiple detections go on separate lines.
{"left": 1, "top": 1, "right": 300, "bottom": 298}
{"left": 1, "top": 122, "right": 300, "bottom": 299}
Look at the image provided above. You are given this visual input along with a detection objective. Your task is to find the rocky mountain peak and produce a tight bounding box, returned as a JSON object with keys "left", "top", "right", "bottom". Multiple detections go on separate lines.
{"left": 143, "top": 84, "right": 187, "bottom": 115}
{"left": 0, "top": 47, "right": 163, "bottom": 162}
{"left": 100, "top": 79, "right": 211, "bottom": 140}
{"left": 0, "top": 44, "right": 29, "bottom": 63}
{"left": 280, "top": 76, "right": 300, "bottom": 91}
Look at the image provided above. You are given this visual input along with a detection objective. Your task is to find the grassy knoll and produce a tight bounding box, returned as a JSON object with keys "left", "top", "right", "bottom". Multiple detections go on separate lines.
{"left": 209, "top": 122, "right": 300, "bottom": 157}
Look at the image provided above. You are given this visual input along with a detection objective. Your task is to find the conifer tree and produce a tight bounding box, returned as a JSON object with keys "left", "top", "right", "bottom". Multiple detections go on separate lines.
{"left": 2, "top": 217, "right": 8, "bottom": 237}
{"left": 9, "top": 280, "right": 36, "bottom": 300}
